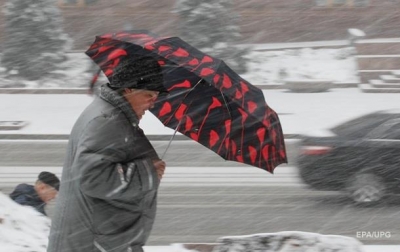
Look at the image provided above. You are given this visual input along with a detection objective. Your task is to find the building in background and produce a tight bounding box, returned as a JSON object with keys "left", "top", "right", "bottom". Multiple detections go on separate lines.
{"left": 0, "top": 0, "right": 399, "bottom": 49}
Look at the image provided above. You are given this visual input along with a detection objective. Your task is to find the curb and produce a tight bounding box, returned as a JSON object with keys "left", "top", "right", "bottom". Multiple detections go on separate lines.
{"left": 0, "top": 134, "right": 302, "bottom": 140}
{"left": 0, "top": 88, "right": 89, "bottom": 94}
{"left": 0, "top": 84, "right": 359, "bottom": 94}
{"left": 0, "top": 87, "right": 285, "bottom": 94}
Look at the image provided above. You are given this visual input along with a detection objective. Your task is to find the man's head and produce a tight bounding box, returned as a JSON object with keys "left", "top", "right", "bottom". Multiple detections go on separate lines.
{"left": 123, "top": 88, "right": 159, "bottom": 120}
{"left": 34, "top": 172, "right": 60, "bottom": 203}
{"left": 108, "top": 56, "right": 167, "bottom": 120}
{"left": 109, "top": 56, "right": 168, "bottom": 93}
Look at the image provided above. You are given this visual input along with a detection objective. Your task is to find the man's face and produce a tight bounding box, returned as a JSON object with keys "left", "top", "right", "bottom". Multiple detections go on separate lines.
{"left": 124, "top": 89, "right": 159, "bottom": 120}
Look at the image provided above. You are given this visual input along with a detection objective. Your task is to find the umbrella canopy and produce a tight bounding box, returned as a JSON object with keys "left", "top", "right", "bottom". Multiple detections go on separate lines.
{"left": 85, "top": 30, "right": 287, "bottom": 173}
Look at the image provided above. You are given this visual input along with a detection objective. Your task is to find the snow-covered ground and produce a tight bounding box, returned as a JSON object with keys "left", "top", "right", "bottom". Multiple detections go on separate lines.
{"left": 0, "top": 88, "right": 398, "bottom": 138}
{"left": 241, "top": 47, "right": 358, "bottom": 85}
{"left": 0, "top": 45, "right": 359, "bottom": 88}
{"left": 0, "top": 193, "right": 51, "bottom": 252}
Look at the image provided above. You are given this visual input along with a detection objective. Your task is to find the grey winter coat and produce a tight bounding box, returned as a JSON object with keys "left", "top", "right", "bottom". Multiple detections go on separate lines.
{"left": 48, "top": 85, "right": 160, "bottom": 252}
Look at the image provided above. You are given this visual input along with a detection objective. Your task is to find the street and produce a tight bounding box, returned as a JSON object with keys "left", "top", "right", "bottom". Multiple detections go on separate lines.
{"left": 150, "top": 186, "right": 400, "bottom": 246}
{"left": 0, "top": 139, "right": 299, "bottom": 167}
{"left": 1, "top": 138, "right": 399, "bottom": 248}
{"left": 0, "top": 139, "right": 299, "bottom": 188}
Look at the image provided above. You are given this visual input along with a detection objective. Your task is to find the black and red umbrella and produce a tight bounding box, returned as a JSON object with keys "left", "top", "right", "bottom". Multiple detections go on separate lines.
{"left": 85, "top": 30, "right": 287, "bottom": 173}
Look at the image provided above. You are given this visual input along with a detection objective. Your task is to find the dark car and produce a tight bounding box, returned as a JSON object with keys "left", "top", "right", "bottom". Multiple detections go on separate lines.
{"left": 298, "top": 109, "right": 400, "bottom": 204}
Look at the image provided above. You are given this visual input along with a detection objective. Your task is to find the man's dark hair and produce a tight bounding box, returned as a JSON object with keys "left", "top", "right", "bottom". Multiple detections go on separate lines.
{"left": 38, "top": 171, "right": 60, "bottom": 191}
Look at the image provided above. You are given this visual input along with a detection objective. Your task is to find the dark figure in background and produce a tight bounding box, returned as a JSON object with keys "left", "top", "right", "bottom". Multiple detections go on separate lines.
{"left": 48, "top": 56, "right": 168, "bottom": 252}
{"left": 10, "top": 171, "right": 60, "bottom": 217}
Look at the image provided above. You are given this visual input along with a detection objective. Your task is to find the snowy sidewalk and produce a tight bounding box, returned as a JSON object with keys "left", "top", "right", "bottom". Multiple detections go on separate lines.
{"left": 0, "top": 88, "right": 399, "bottom": 138}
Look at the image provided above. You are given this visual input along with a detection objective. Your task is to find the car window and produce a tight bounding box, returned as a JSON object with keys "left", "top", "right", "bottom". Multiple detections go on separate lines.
{"left": 366, "top": 118, "right": 400, "bottom": 139}
{"left": 331, "top": 113, "right": 394, "bottom": 138}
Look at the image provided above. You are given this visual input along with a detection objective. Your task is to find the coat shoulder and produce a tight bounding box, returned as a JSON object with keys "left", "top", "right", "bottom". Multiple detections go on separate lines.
{"left": 73, "top": 99, "right": 133, "bottom": 155}
{"left": 9, "top": 184, "right": 35, "bottom": 199}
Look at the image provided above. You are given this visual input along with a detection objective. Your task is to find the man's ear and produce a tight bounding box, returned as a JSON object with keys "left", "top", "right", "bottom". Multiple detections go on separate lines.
{"left": 35, "top": 181, "right": 44, "bottom": 190}
{"left": 124, "top": 88, "right": 131, "bottom": 94}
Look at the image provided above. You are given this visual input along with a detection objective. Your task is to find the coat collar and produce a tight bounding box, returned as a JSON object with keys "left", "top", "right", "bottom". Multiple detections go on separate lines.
{"left": 99, "top": 84, "right": 140, "bottom": 127}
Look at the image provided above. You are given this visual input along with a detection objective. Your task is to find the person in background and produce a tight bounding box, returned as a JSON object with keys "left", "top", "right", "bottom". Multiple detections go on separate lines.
{"left": 47, "top": 55, "right": 168, "bottom": 252}
{"left": 10, "top": 171, "right": 60, "bottom": 218}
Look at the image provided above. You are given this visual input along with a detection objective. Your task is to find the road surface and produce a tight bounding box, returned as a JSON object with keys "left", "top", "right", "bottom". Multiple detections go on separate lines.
{"left": 1, "top": 139, "right": 398, "bottom": 247}
{"left": 150, "top": 186, "right": 400, "bottom": 246}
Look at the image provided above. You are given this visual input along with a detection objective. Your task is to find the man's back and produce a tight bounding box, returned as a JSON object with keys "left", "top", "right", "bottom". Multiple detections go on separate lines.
{"left": 9, "top": 183, "right": 45, "bottom": 214}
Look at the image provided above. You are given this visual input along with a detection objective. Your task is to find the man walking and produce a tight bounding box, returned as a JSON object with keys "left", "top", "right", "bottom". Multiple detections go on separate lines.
{"left": 48, "top": 56, "right": 168, "bottom": 252}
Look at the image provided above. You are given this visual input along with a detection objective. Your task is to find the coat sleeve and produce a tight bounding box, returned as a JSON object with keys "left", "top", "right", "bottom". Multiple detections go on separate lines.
{"left": 75, "top": 116, "right": 158, "bottom": 208}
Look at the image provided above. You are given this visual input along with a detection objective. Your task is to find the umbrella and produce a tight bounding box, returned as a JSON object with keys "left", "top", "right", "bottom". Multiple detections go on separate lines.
{"left": 85, "top": 30, "right": 287, "bottom": 173}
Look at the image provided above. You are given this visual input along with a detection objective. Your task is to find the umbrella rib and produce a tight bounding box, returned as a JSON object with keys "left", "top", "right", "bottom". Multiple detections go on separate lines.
{"left": 161, "top": 119, "right": 183, "bottom": 159}
{"left": 218, "top": 90, "right": 233, "bottom": 160}
{"left": 161, "top": 78, "right": 204, "bottom": 158}
{"left": 220, "top": 90, "right": 232, "bottom": 118}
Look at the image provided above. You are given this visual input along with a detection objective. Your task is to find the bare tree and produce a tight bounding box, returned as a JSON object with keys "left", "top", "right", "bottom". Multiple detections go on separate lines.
{"left": 173, "top": 0, "right": 249, "bottom": 73}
